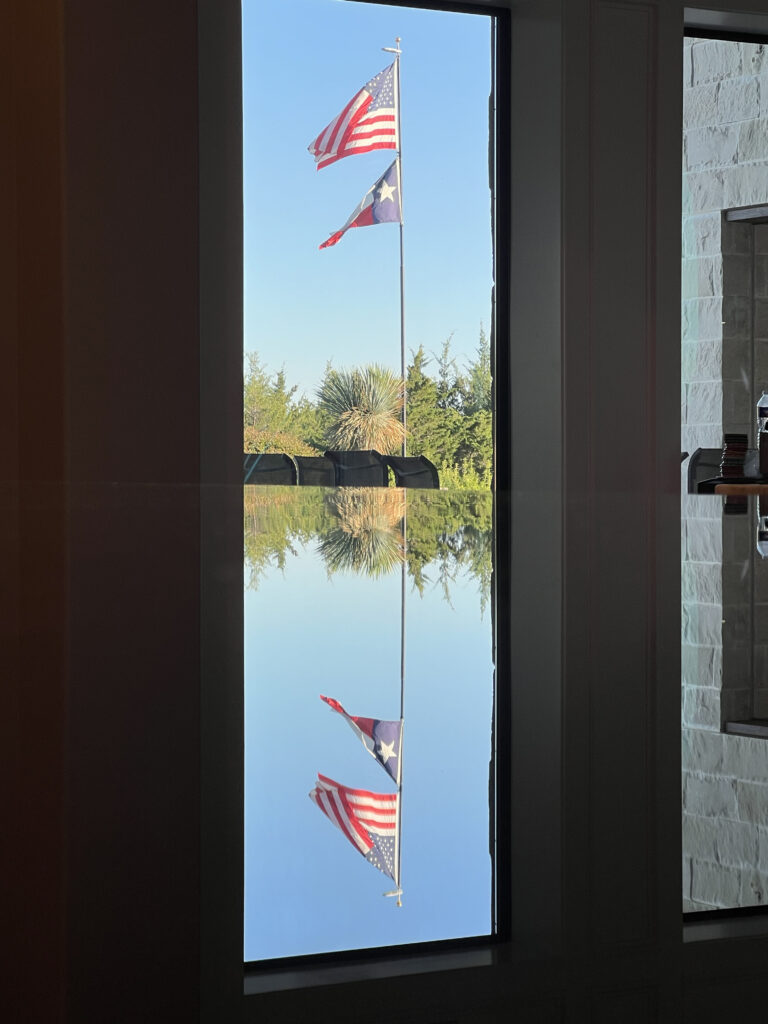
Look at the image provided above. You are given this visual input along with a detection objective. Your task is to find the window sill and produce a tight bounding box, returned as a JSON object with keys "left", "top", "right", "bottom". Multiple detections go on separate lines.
{"left": 244, "top": 942, "right": 496, "bottom": 995}
{"left": 723, "top": 719, "right": 768, "bottom": 739}
{"left": 684, "top": 905, "right": 768, "bottom": 943}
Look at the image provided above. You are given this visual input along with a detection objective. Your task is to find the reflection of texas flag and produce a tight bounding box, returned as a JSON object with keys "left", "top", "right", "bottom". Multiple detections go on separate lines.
{"left": 319, "top": 159, "right": 401, "bottom": 250}
{"left": 320, "top": 694, "right": 402, "bottom": 784}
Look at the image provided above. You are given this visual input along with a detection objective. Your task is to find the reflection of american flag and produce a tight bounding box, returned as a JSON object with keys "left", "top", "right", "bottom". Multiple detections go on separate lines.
{"left": 310, "top": 774, "right": 398, "bottom": 881}
{"left": 308, "top": 63, "right": 397, "bottom": 170}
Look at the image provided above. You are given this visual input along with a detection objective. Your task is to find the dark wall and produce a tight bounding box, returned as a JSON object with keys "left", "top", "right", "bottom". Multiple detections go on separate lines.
{"left": 7, "top": 2, "right": 203, "bottom": 1020}
{"left": 4, "top": 2, "right": 68, "bottom": 1019}
{"left": 65, "top": 3, "right": 202, "bottom": 1020}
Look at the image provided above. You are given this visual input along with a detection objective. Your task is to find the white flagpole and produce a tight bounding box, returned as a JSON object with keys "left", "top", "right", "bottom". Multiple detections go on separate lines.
{"left": 384, "top": 38, "right": 406, "bottom": 457}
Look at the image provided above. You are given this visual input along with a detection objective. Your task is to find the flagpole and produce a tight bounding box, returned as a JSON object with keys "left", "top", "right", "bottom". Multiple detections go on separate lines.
{"left": 384, "top": 38, "right": 406, "bottom": 457}
{"left": 394, "top": 503, "right": 406, "bottom": 905}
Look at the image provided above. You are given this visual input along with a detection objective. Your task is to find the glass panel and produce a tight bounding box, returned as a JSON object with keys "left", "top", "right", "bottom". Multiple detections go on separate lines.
{"left": 682, "top": 35, "right": 768, "bottom": 914}
{"left": 244, "top": 487, "right": 493, "bottom": 958}
{"left": 243, "top": 0, "right": 495, "bottom": 958}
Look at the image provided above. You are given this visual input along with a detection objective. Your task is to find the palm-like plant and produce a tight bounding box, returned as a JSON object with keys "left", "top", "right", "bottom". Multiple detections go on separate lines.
{"left": 317, "top": 365, "right": 405, "bottom": 454}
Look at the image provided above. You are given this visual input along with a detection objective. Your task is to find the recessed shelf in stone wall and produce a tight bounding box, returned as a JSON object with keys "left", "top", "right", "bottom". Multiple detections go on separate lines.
{"left": 687, "top": 446, "right": 768, "bottom": 494}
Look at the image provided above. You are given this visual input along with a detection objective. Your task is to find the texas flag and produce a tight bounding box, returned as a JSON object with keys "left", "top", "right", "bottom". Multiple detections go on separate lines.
{"left": 319, "top": 159, "right": 401, "bottom": 249}
{"left": 320, "top": 694, "right": 402, "bottom": 784}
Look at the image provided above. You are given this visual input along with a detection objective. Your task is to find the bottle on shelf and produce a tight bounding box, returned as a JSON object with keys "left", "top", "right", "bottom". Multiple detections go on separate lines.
{"left": 758, "top": 387, "right": 768, "bottom": 443}
{"left": 757, "top": 389, "right": 768, "bottom": 476}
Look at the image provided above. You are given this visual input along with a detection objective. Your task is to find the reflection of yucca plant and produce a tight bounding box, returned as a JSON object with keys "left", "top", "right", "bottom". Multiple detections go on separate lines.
{"left": 317, "top": 365, "right": 405, "bottom": 454}
{"left": 319, "top": 487, "right": 405, "bottom": 578}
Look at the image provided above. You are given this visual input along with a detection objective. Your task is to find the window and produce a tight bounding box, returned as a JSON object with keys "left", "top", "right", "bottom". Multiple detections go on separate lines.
{"left": 242, "top": 0, "right": 499, "bottom": 963}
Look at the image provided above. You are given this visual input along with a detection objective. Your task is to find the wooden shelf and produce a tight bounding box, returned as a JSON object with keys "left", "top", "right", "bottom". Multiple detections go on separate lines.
{"left": 713, "top": 483, "right": 768, "bottom": 495}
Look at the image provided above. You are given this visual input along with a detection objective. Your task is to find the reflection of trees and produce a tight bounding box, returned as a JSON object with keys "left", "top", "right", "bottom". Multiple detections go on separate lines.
{"left": 404, "top": 490, "right": 493, "bottom": 613}
{"left": 319, "top": 488, "right": 405, "bottom": 578}
{"left": 243, "top": 486, "right": 333, "bottom": 588}
{"left": 243, "top": 486, "right": 493, "bottom": 610}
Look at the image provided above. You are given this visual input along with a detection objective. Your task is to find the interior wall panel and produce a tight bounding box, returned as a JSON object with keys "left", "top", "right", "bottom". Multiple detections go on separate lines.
{"left": 198, "top": 0, "right": 245, "bottom": 1018}
{"left": 592, "top": 985, "right": 658, "bottom": 1023}
{"left": 588, "top": 0, "right": 658, "bottom": 949}
{"left": 563, "top": 1, "right": 682, "bottom": 1013}
{"left": 5, "top": 2, "right": 68, "bottom": 1020}
{"left": 63, "top": 3, "right": 201, "bottom": 1020}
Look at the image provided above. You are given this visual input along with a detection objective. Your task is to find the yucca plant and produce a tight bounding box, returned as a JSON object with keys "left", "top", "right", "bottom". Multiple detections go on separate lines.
{"left": 317, "top": 365, "right": 405, "bottom": 454}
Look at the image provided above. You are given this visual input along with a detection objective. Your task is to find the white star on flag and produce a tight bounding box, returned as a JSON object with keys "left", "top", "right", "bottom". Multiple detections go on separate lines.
{"left": 377, "top": 739, "right": 397, "bottom": 764}
{"left": 377, "top": 179, "right": 397, "bottom": 203}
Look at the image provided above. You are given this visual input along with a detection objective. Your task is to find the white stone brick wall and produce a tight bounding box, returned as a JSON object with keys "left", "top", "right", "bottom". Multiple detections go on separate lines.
{"left": 682, "top": 38, "right": 768, "bottom": 912}
{"left": 682, "top": 729, "right": 768, "bottom": 911}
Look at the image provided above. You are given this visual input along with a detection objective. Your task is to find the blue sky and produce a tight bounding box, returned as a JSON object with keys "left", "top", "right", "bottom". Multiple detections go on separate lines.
{"left": 242, "top": 0, "right": 493, "bottom": 398}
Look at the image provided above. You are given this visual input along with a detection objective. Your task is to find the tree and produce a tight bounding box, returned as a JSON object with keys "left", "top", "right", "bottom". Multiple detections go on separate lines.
{"left": 317, "top": 364, "right": 405, "bottom": 454}
{"left": 244, "top": 353, "right": 292, "bottom": 431}
{"left": 406, "top": 345, "right": 461, "bottom": 467}
{"left": 243, "top": 352, "right": 323, "bottom": 454}
{"left": 404, "top": 346, "right": 441, "bottom": 456}
{"left": 242, "top": 333, "right": 493, "bottom": 486}
{"left": 243, "top": 427, "right": 317, "bottom": 456}
{"left": 464, "top": 323, "right": 491, "bottom": 415}
{"left": 405, "top": 332, "right": 493, "bottom": 489}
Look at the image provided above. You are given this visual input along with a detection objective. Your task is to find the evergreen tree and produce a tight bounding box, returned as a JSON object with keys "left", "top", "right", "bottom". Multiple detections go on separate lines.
{"left": 243, "top": 352, "right": 323, "bottom": 454}
{"left": 242, "top": 328, "right": 493, "bottom": 487}
{"left": 464, "top": 324, "right": 491, "bottom": 415}
{"left": 405, "top": 346, "right": 443, "bottom": 457}
{"left": 405, "top": 332, "right": 493, "bottom": 489}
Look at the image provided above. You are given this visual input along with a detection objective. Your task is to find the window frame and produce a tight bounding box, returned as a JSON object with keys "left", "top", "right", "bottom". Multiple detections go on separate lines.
{"left": 239, "top": 0, "right": 512, "bottom": 990}
{"left": 198, "top": 0, "right": 532, "bottom": 1010}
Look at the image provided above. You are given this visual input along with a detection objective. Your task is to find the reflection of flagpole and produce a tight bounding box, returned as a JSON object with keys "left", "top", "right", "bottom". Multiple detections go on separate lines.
{"left": 383, "top": 492, "right": 406, "bottom": 904}
{"left": 386, "top": 492, "right": 406, "bottom": 904}
{"left": 395, "top": 499, "right": 406, "bottom": 905}
{"left": 384, "top": 38, "right": 406, "bottom": 457}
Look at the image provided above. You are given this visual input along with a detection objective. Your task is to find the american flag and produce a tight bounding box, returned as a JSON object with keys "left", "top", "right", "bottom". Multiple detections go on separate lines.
{"left": 320, "top": 694, "right": 402, "bottom": 783}
{"left": 309, "top": 774, "right": 399, "bottom": 882}
{"left": 308, "top": 63, "right": 398, "bottom": 170}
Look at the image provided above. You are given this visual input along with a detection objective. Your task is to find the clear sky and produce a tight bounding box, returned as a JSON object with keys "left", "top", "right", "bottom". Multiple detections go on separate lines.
{"left": 243, "top": 510, "right": 494, "bottom": 961}
{"left": 242, "top": 0, "right": 493, "bottom": 398}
